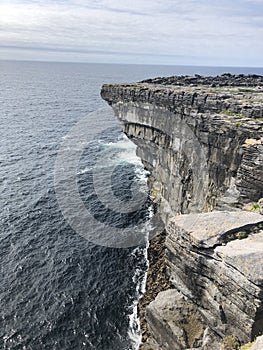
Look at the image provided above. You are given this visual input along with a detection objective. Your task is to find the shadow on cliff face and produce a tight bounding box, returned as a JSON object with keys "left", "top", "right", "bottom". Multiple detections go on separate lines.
{"left": 253, "top": 309, "right": 263, "bottom": 339}
{"left": 112, "top": 101, "right": 210, "bottom": 215}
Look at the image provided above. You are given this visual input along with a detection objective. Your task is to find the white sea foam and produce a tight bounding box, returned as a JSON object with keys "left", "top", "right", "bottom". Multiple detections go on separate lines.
{"left": 127, "top": 214, "right": 153, "bottom": 349}
{"left": 103, "top": 134, "right": 142, "bottom": 166}
{"left": 77, "top": 166, "right": 93, "bottom": 174}
{"left": 104, "top": 135, "right": 152, "bottom": 348}
{"left": 127, "top": 243, "right": 149, "bottom": 350}
{"left": 96, "top": 133, "right": 152, "bottom": 347}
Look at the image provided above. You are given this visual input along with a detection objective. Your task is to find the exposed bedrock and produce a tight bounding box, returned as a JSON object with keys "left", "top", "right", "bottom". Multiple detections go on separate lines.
{"left": 101, "top": 75, "right": 263, "bottom": 349}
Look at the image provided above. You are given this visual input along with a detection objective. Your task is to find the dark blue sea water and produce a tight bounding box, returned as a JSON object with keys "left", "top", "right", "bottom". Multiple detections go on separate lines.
{"left": 1, "top": 61, "right": 263, "bottom": 350}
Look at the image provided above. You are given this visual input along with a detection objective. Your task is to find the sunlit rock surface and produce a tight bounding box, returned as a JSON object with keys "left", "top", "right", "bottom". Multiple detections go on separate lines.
{"left": 101, "top": 75, "right": 263, "bottom": 349}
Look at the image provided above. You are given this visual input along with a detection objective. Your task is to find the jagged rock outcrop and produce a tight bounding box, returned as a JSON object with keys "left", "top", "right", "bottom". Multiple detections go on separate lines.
{"left": 236, "top": 140, "right": 263, "bottom": 202}
{"left": 164, "top": 212, "right": 263, "bottom": 349}
{"left": 141, "top": 74, "right": 263, "bottom": 88}
{"left": 101, "top": 75, "right": 263, "bottom": 349}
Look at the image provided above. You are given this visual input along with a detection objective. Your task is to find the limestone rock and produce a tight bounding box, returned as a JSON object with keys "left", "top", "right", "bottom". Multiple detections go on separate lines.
{"left": 169, "top": 211, "right": 263, "bottom": 248}
{"left": 215, "top": 231, "right": 263, "bottom": 286}
{"left": 166, "top": 212, "right": 263, "bottom": 347}
{"left": 146, "top": 289, "right": 205, "bottom": 350}
{"left": 250, "top": 335, "right": 263, "bottom": 349}
{"left": 101, "top": 75, "right": 263, "bottom": 350}
{"left": 236, "top": 141, "right": 263, "bottom": 201}
{"left": 101, "top": 78, "right": 263, "bottom": 217}
{"left": 141, "top": 74, "right": 263, "bottom": 88}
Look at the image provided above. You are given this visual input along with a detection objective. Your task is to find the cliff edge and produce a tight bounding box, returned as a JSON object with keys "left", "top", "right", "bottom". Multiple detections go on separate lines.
{"left": 101, "top": 75, "right": 263, "bottom": 350}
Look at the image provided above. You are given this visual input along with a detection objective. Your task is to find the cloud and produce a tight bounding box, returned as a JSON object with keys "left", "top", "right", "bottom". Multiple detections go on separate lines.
{"left": 0, "top": 0, "right": 262, "bottom": 66}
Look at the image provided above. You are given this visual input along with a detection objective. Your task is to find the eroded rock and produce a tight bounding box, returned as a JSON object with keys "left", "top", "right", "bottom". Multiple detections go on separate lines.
{"left": 101, "top": 75, "right": 263, "bottom": 349}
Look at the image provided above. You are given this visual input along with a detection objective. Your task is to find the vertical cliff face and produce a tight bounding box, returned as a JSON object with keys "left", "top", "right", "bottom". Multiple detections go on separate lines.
{"left": 101, "top": 75, "right": 263, "bottom": 349}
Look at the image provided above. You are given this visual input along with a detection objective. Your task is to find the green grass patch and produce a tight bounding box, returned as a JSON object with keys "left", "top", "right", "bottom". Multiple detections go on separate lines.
{"left": 251, "top": 203, "right": 261, "bottom": 212}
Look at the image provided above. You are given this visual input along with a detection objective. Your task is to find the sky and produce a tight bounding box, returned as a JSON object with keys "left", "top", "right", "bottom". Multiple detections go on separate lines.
{"left": 0, "top": 0, "right": 263, "bottom": 66}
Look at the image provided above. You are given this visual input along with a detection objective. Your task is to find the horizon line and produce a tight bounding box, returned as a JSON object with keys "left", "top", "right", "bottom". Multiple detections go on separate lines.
{"left": 1, "top": 58, "right": 263, "bottom": 70}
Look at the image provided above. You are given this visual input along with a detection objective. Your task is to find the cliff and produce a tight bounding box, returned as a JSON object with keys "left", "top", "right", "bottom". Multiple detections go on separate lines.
{"left": 101, "top": 75, "right": 263, "bottom": 350}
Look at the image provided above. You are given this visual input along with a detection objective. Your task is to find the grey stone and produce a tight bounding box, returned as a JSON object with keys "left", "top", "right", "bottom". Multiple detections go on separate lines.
{"left": 215, "top": 231, "right": 263, "bottom": 286}
{"left": 146, "top": 289, "right": 205, "bottom": 350}
{"left": 166, "top": 212, "right": 263, "bottom": 347}
{"left": 101, "top": 75, "right": 263, "bottom": 350}
{"left": 250, "top": 335, "right": 263, "bottom": 349}
{"left": 169, "top": 211, "right": 263, "bottom": 248}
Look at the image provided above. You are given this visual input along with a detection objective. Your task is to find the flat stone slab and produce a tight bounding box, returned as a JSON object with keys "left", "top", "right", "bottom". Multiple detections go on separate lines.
{"left": 250, "top": 335, "right": 263, "bottom": 350}
{"left": 169, "top": 211, "right": 263, "bottom": 248}
{"left": 147, "top": 289, "right": 205, "bottom": 350}
{"left": 215, "top": 231, "right": 263, "bottom": 286}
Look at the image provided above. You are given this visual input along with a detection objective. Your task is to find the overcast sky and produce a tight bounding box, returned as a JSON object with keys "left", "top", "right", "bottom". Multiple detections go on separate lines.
{"left": 0, "top": 0, "right": 262, "bottom": 66}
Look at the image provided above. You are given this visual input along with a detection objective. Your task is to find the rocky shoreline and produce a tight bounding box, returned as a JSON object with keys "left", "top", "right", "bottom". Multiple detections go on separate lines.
{"left": 138, "top": 230, "right": 173, "bottom": 348}
{"left": 101, "top": 75, "right": 263, "bottom": 349}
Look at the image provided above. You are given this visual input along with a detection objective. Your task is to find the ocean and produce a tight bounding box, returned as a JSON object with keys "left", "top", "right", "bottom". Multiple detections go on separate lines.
{"left": 1, "top": 60, "right": 263, "bottom": 350}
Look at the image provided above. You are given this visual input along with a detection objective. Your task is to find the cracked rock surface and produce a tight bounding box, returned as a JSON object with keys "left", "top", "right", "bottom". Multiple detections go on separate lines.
{"left": 101, "top": 75, "right": 263, "bottom": 349}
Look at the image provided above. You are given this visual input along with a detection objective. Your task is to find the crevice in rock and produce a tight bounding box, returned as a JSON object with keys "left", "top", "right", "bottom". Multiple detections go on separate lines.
{"left": 138, "top": 230, "right": 174, "bottom": 348}
{"left": 101, "top": 75, "right": 263, "bottom": 349}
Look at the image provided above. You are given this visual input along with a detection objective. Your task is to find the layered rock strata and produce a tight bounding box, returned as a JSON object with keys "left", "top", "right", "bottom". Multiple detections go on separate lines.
{"left": 101, "top": 75, "right": 263, "bottom": 349}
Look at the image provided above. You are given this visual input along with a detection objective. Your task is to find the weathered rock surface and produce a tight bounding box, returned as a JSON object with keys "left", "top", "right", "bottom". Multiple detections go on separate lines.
{"left": 169, "top": 211, "right": 263, "bottom": 248}
{"left": 236, "top": 141, "right": 263, "bottom": 202}
{"left": 141, "top": 74, "right": 263, "bottom": 88}
{"left": 101, "top": 75, "right": 263, "bottom": 349}
{"left": 166, "top": 213, "right": 263, "bottom": 349}
{"left": 145, "top": 289, "right": 205, "bottom": 349}
{"left": 138, "top": 230, "right": 173, "bottom": 345}
{"left": 101, "top": 79, "right": 263, "bottom": 218}
{"left": 249, "top": 335, "right": 263, "bottom": 349}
